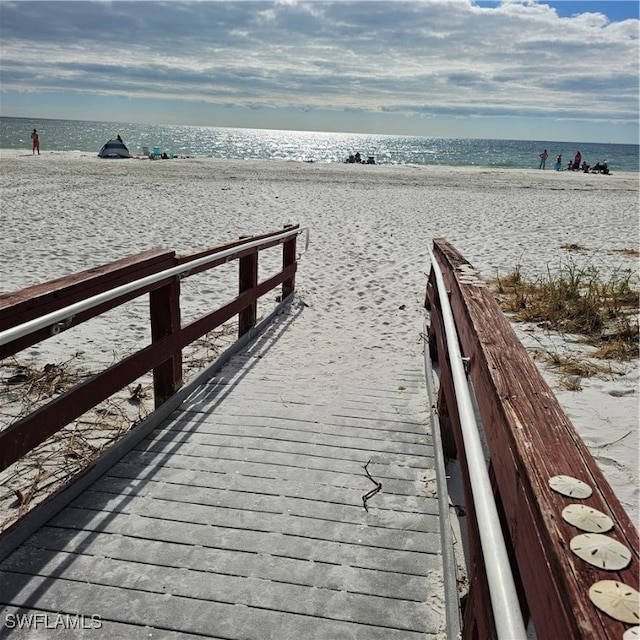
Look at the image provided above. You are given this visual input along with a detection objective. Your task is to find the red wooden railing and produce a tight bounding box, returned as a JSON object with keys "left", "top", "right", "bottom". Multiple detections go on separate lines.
{"left": 426, "top": 238, "right": 638, "bottom": 640}
{"left": 0, "top": 225, "right": 300, "bottom": 473}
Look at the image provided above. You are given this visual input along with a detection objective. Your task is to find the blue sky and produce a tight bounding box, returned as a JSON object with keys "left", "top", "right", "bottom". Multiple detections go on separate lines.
{"left": 0, "top": 1, "right": 638, "bottom": 143}
{"left": 478, "top": 1, "right": 638, "bottom": 21}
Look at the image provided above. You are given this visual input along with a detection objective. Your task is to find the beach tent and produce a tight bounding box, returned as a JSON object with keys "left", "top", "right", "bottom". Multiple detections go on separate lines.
{"left": 98, "top": 139, "right": 131, "bottom": 158}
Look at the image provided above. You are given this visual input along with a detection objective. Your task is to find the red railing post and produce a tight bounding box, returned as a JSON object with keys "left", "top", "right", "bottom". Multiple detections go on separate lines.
{"left": 150, "top": 275, "right": 182, "bottom": 407}
{"left": 238, "top": 238, "right": 258, "bottom": 337}
{"left": 282, "top": 224, "right": 297, "bottom": 299}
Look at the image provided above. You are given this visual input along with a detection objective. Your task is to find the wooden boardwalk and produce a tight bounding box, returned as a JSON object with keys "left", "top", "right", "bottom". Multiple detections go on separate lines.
{"left": 0, "top": 307, "right": 446, "bottom": 639}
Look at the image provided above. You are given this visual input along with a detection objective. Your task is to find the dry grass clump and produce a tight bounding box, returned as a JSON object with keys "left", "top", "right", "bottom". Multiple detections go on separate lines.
{"left": 0, "top": 395, "right": 142, "bottom": 529}
{"left": 541, "top": 351, "right": 625, "bottom": 390}
{"left": 0, "top": 354, "right": 153, "bottom": 530}
{"left": 491, "top": 261, "right": 639, "bottom": 367}
{"left": 611, "top": 248, "right": 640, "bottom": 258}
{"left": 560, "top": 243, "right": 588, "bottom": 252}
{"left": 1, "top": 352, "right": 89, "bottom": 422}
{"left": 557, "top": 244, "right": 639, "bottom": 258}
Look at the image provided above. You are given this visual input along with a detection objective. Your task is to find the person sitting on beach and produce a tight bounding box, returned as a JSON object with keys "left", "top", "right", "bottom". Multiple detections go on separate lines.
{"left": 30, "top": 129, "right": 40, "bottom": 155}
{"left": 539, "top": 149, "right": 548, "bottom": 169}
{"left": 354, "top": 152, "right": 362, "bottom": 164}
{"left": 581, "top": 161, "right": 590, "bottom": 173}
{"left": 592, "top": 161, "right": 610, "bottom": 175}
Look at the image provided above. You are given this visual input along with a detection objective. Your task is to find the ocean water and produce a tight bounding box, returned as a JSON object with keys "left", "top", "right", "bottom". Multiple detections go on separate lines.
{"left": 1, "top": 116, "right": 638, "bottom": 172}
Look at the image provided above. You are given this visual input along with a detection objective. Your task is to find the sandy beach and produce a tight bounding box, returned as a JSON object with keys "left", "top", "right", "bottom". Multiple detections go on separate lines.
{"left": 1, "top": 150, "right": 638, "bottom": 525}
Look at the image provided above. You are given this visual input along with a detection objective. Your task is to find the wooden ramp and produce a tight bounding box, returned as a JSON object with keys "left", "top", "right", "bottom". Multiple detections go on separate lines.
{"left": 0, "top": 305, "right": 445, "bottom": 639}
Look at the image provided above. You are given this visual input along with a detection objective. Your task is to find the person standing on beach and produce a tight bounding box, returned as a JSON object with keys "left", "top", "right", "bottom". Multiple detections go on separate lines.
{"left": 30, "top": 129, "right": 40, "bottom": 155}
{"left": 539, "top": 149, "right": 548, "bottom": 169}
{"left": 554, "top": 154, "right": 563, "bottom": 171}
{"left": 573, "top": 151, "right": 581, "bottom": 171}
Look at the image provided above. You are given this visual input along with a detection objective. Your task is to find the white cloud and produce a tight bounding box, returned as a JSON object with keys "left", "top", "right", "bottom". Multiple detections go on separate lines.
{"left": 0, "top": 0, "right": 637, "bottom": 137}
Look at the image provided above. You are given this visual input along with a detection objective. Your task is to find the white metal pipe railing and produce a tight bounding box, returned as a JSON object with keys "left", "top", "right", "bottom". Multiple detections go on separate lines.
{"left": 423, "top": 319, "right": 463, "bottom": 640}
{"left": 0, "top": 227, "right": 305, "bottom": 349}
{"left": 429, "top": 249, "right": 527, "bottom": 640}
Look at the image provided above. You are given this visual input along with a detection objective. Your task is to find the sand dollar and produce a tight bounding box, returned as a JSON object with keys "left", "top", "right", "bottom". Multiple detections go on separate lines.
{"left": 562, "top": 504, "right": 614, "bottom": 533}
{"left": 589, "top": 580, "right": 640, "bottom": 624}
{"left": 549, "top": 474, "right": 592, "bottom": 499}
{"left": 570, "top": 533, "right": 631, "bottom": 570}
{"left": 623, "top": 627, "right": 640, "bottom": 640}
{"left": 458, "top": 264, "right": 478, "bottom": 275}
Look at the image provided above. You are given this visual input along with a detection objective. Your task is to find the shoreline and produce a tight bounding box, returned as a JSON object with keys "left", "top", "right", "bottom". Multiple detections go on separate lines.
{"left": 1, "top": 148, "right": 638, "bottom": 175}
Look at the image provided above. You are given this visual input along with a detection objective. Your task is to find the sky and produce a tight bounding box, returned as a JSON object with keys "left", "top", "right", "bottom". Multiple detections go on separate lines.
{"left": 0, "top": 0, "right": 638, "bottom": 143}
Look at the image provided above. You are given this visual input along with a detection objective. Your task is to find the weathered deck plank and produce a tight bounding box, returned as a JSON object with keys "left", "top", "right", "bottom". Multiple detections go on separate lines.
{"left": 0, "top": 320, "right": 444, "bottom": 638}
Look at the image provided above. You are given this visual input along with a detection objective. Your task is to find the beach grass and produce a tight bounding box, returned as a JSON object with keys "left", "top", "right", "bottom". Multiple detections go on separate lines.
{"left": 491, "top": 260, "right": 639, "bottom": 370}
